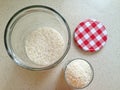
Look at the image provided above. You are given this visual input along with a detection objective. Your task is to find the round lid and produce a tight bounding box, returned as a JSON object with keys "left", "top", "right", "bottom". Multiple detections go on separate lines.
{"left": 74, "top": 19, "right": 107, "bottom": 52}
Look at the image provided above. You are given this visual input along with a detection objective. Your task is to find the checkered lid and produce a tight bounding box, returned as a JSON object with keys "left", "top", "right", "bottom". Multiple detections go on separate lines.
{"left": 74, "top": 19, "right": 107, "bottom": 52}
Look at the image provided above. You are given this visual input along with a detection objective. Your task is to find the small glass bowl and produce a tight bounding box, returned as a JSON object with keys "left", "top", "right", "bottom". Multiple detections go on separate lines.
{"left": 64, "top": 58, "right": 94, "bottom": 89}
{"left": 4, "top": 5, "right": 71, "bottom": 70}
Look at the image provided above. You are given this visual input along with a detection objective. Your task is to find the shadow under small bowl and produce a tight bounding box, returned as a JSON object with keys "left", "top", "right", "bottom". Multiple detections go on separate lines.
{"left": 4, "top": 5, "right": 71, "bottom": 71}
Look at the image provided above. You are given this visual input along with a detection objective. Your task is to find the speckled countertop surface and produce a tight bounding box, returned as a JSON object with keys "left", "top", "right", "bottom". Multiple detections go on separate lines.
{"left": 0, "top": 0, "right": 120, "bottom": 90}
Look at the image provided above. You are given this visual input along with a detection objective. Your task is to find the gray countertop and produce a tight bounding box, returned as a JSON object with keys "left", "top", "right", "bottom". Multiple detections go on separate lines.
{"left": 0, "top": 0, "right": 120, "bottom": 90}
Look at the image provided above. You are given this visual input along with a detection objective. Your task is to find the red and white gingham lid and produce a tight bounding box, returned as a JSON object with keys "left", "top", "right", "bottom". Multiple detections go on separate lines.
{"left": 74, "top": 19, "right": 107, "bottom": 52}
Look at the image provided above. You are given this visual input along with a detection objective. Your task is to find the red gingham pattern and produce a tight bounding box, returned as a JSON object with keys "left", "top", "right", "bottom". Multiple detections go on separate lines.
{"left": 74, "top": 19, "right": 107, "bottom": 52}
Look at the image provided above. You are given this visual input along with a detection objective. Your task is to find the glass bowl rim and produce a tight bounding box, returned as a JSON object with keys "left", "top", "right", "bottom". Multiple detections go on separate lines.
{"left": 4, "top": 5, "right": 71, "bottom": 71}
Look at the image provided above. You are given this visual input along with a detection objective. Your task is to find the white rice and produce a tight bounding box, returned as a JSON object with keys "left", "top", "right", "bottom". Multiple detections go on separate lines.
{"left": 65, "top": 59, "right": 93, "bottom": 88}
{"left": 25, "top": 27, "right": 65, "bottom": 67}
